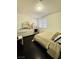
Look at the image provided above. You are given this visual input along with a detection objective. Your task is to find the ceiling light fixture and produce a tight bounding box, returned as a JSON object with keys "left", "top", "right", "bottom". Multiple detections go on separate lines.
{"left": 35, "top": 0, "right": 44, "bottom": 12}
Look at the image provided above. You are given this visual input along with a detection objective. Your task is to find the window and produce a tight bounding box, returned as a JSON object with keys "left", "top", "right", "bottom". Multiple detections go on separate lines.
{"left": 37, "top": 18, "right": 48, "bottom": 28}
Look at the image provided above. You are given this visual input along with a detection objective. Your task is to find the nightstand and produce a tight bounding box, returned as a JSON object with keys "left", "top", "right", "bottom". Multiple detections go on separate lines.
{"left": 34, "top": 29, "right": 39, "bottom": 34}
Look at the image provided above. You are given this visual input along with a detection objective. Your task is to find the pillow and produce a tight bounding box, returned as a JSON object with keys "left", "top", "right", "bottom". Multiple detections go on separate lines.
{"left": 54, "top": 35, "right": 61, "bottom": 41}
{"left": 51, "top": 32, "right": 61, "bottom": 40}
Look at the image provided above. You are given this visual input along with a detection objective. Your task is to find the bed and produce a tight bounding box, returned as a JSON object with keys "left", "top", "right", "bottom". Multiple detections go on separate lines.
{"left": 32, "top": 31, "right": 61, "bottom": 59}
{"left": 33, "top": 32, "right": 54, "bottom": 49}
{"left": 17, "top": 21, "right": 35, "bottom": 37}
{"left": 17, "top": 29, "right": 34, "bottom": 37}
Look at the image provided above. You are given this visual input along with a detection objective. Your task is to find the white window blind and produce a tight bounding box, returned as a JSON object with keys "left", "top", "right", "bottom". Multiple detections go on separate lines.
{"left": 37, "top": 19, "right": 47, "bottom": 28}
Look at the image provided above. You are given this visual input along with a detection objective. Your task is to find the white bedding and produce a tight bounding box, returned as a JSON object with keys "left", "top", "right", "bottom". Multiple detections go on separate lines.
{"left": 17, "top": 29, "right": 34, "bottom": 37}
{"left": 33, "top": 32, "right": 56, "bottom": 49}
{"left": 33, "top": 32, "right": 61, "bottom": 59}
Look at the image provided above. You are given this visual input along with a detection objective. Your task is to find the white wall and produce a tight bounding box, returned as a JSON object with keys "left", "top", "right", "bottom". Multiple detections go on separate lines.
{"left": 39, "top": 12, "right": 61, "bottom": 32}
{"left": 17, "top": 12, "right": 61, "bottom": 33}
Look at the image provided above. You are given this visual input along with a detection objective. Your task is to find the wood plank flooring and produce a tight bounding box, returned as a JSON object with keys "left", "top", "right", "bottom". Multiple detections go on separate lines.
{"left": 17, "top": 34, "right": 53, "bottom": 59}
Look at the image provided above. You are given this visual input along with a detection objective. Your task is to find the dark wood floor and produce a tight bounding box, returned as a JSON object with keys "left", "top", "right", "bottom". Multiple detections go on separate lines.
{"left": 17, "top": 34, "right": 53, "bottom": 59}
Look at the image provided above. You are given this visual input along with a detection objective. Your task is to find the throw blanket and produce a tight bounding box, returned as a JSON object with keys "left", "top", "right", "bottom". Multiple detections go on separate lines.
{"left": 47, "top": 41, "right": 61, "bottom": 59}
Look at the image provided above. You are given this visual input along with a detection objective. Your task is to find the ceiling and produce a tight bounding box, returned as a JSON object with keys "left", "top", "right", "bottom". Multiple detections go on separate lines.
{"left": 17, "top": 0, "right": 61, "bottom": 19}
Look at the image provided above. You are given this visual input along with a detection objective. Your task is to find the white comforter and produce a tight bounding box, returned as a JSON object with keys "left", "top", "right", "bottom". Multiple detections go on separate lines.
{"left": 33, "top": 32, "right": 56, "bottom": 49}
{"left": 17, "top": 29, "right": 34, "bottom": 37}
